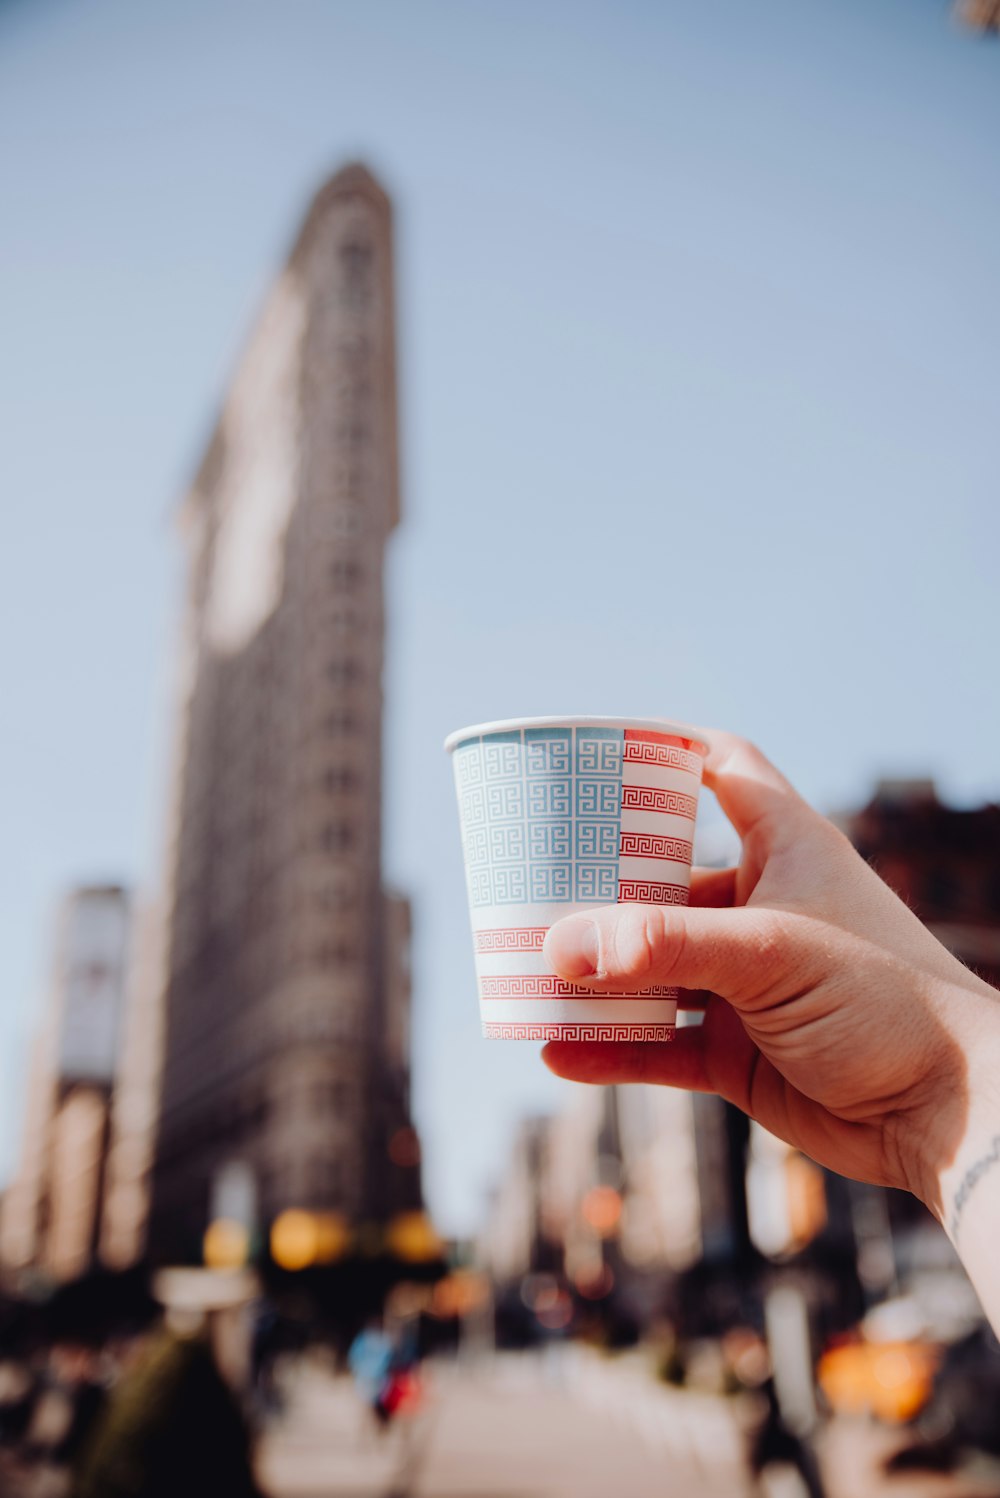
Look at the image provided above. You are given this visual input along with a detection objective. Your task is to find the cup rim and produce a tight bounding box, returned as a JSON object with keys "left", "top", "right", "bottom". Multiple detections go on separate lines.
{"left": 444, "top": 715, "right": 709, "bottom": 755}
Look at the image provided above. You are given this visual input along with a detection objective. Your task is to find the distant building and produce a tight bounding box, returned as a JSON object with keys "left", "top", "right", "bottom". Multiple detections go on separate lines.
{"left": 699, "top": 780, "right": 1000, "bottom": 1301}
{"left": 957, "top": 0, "right": 1000, "bottom": 32}
{"left": 616, "top": 1084, "right": 703, "bottom": 1275}
{"left": 109, "top": 165, "right": 419, "bottom": 1265}
{"left": 824, "top": 779, "right": 1000, "bottom": 1315}
{"left": 483, "top": 1083, "right": 701, "bottom": 1312}
{"left": 480, "top": 1116, "right": 556, "bottom": 1288}
{"left": 99, "top": 899, "right": 167, "bottom": 1268}
{"left": 483, "top": 782, "right": 999, "bottom": 1334}
{"left": 695, "top": 780, "right": 1000, "bottom": 1334}
{"left": 0, "top": 886, "right": 131, "bottom": 1281}
{"left": 838, "top": 778, "right": 1000, "bottom": 988}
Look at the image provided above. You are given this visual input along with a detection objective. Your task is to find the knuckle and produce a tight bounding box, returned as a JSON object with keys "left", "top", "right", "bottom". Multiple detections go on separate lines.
{"left": 720, "top": 733, "right": 763, "bottom": 773}
{"left": 743, "top": 910, "right": 796, "bottom": 987}
{"left": 741, "top": 910, "right": 819, "bottom": 999}
{"left": 608, "top": 905, "right": 684, "bottom": 985}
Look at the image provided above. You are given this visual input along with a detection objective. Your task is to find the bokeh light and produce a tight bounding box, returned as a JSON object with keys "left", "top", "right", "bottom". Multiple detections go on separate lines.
{"left": 580, "top": 1186, "right": 623, "bottom": 1238}
{"left": 202, "top": 1218, "right": 249, "bottom": 1270}
{"left": 270, "top": 1210, "right": 320, "bottom": 1271}
{"left": 386, "top": 1211, "right": 442, "bottom": 1263}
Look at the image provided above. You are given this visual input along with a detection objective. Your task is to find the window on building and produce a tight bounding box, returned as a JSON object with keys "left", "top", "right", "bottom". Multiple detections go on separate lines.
{"left": 331, "top": 1081, "right": 348, "bottom": 1115}
{"left": 327, "top": 505, "right": 363, "bottom": 541}
{"left": 337, "top": 332, "right": 369, "bottom": 361}
{"left": 330, "top": 557, "right": 361, "bottom": 589}
{"left": 309, "top": 1158, "right": 342, "bottom": 1201}
{"left": 315, "top": 937, "right": 356, "bottom": 968}
{"left": 328, "top": 659, "right": 360, "bottom": 687}
{"left": 245, "top": 1094, "right": 270, "bottom": 1132}
{"left": 323, "top": 821, "right": 355, "bottom": 852}
{"left": 340, "top": 241, "right": 373, "bottom": 311}
{"left": 325, "top": 711, "right": 357, "bottom": 735}
{"left": 333, "top": 460, "right": 365, "bottom": 503}
{"left": 315, "top": 873, "right": 356, "bottom": 910}
{"left": 325, "top": 767, "right": 359, "bottom": 794}
{"left": 326, "top": 607, "right": 358, "bottom": 635}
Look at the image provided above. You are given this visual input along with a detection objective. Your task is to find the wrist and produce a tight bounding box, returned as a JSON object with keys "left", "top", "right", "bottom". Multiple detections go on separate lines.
{"left": 914, "top": 981, "right": 1000, "bottom": 1337}
{"left": 918, "top": 984, "right": 1000, "bottom": 1233}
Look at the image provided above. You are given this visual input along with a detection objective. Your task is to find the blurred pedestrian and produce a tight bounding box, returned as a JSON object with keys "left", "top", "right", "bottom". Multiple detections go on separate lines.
{"left": 348, "top": 1321, "right": 424, "bottom": 1435}
{"left": 749, "top": 1375, "right": 825, "bottom": 1498}
{"left": 70, "top": 1327, "right": 262, "bottom": 1498}
{"left": 249, "top": 1300, "right": 283, "bottom": 1420}
{"left": 50, "top": 1345, "right": 108, "bottom": 1469}
{"left": 0, "top": 1357, "right": 36, "bottom": 1450}
{"left": 348, "top": 1322, "right": 395, "bottom": 1430}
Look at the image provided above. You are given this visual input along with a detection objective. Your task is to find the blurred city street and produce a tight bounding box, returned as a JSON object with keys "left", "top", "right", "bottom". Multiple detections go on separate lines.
{"left": 257, "top": 1350, "right": 755, "bottom": 1498}
{"left": 257, "top": 1350, "right": 1000, "bottom": 1498}
{"left": 4, "top": 6, "right": 1000, "bottom": 1498}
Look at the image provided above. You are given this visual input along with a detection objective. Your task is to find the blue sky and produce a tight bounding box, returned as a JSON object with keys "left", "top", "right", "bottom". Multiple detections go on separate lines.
{"left": 1, "top": 0, "right": 999, "bottom": 1234}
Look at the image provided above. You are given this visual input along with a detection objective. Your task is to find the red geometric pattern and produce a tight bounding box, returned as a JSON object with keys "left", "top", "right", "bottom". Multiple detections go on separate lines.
{"left": 617, "top": 880, "right": 690, "bottom": 905}
{"left": 480, "top": 976, "right": 676, "bottom": 998}
{"left": 483, "top": 1022, "right": 675, "bottom": 1041}
{"left": 624, "top": 733, "right": 704, "bottom": 776}
{"left": 624, "top": 728, "right": 706, "bottom": 752}
{"left": 473, "top": 927, "right": 547, "bottom": 953}
{"left": 621, "top": 785, "right": 697, "bottom": 821}
{"left": 619, "top": 832, "right": 693, "bottom": 863}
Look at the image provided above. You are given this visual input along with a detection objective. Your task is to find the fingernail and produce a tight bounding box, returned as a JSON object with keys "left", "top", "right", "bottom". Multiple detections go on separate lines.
{"left": 545, "top": 917, "right": 599, "bottom": 979}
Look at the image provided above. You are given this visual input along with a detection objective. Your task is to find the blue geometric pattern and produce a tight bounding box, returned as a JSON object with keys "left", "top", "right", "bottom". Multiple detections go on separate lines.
{"left": 454, "top": 726, "right": 623, "bottom": 907}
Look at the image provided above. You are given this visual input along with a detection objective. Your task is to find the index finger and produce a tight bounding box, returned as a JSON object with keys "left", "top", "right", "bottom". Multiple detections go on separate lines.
{"left": 683, "top": 724, "right": 812, "bottom": 842}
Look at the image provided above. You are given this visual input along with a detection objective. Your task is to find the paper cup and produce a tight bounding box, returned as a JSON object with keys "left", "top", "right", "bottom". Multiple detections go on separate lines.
{"left": 445, "top": 716, "right": 709, "bottom": 1041}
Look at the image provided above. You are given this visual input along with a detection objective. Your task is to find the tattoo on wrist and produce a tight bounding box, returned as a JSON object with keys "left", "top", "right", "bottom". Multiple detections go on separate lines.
{"left": 950, "top": 1133, "right": 1000, "bottom": 1239}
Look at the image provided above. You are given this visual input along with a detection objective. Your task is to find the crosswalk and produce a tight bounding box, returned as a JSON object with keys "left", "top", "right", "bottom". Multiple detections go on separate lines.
{"left": 258, "top": 1348, "right": 756, "bottom": 1498}
{"left": 537, "top": 1346, "right": 749, "bottom": 1473}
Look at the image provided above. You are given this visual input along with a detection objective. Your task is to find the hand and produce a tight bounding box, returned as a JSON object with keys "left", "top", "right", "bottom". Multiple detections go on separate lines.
{"left": 542, "top": 731, "right": 1000, "bottom": 1218}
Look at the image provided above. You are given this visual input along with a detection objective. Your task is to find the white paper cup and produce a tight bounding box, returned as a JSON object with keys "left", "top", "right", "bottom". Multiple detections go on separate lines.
{"left": 445, "top": 717, "right": 708, "bottom": 1041}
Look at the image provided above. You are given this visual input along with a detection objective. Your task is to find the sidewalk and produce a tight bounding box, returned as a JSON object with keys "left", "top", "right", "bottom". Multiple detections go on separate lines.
{"left": 558, "top": 1347, "right": 1000, "bottom": 1498}
{"left": 818, "top": 1418, "right": 1000, "bottom": 1498}
{"left": 255, "top": 1363, "right": 406, "bottom": 1498}
{"left": 258, "top": 1348, "right": 1000, "bottom": 1498}
{"left": 257, "top": 1350, "right": 753, "bottom": 1498}
{"left": 411, "top": 1351, "right": 753, "bottom": 1498}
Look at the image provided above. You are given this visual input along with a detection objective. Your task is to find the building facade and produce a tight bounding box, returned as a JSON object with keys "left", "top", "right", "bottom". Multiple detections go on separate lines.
{"left": 835, "top": 779, "right": 1000, "bottom": 1301}
{"left": 0, "top": 885, "right": 131, "bottom": 1282}
{"left": 99, "top": 899, "right": 168, "bottom": 1268}
{"left": 482, "top": 1083, "right": 702, "bottom": 1313}
{"left": 839, "top": 778, "right": 1000, "bottom": 987}
{"left": 127, "top": 165, "right": 418, "bottom": 1263}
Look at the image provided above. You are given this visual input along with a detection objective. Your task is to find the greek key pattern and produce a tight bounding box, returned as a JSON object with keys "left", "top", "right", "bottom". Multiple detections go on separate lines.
{"left": 617, "top": 880, "right": 690, "bottom": 905}
{"left": 483, "top": 1023, "right": 675, "bottom": 1041}
{"left": 619, "top": 832, "right": 693, "bottom": 863}
{"left": 621, "top": 785, "right": 697, "bottom": 821}
{"left": 473, "top": 928, "right": 547, "bottom": 953}
{"left": 624, "top": 734, "right": 703, "bottom": 776}
{"left": 454, "top": 727, "right": 623, "bottom": 906}
{"left": 480, "top": 975, "right": 675, "bottom": 998}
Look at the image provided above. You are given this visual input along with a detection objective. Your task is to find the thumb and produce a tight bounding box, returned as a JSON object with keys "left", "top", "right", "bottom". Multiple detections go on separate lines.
{"left": 544, "top": 903, "right": 815, "bottom": 1008}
